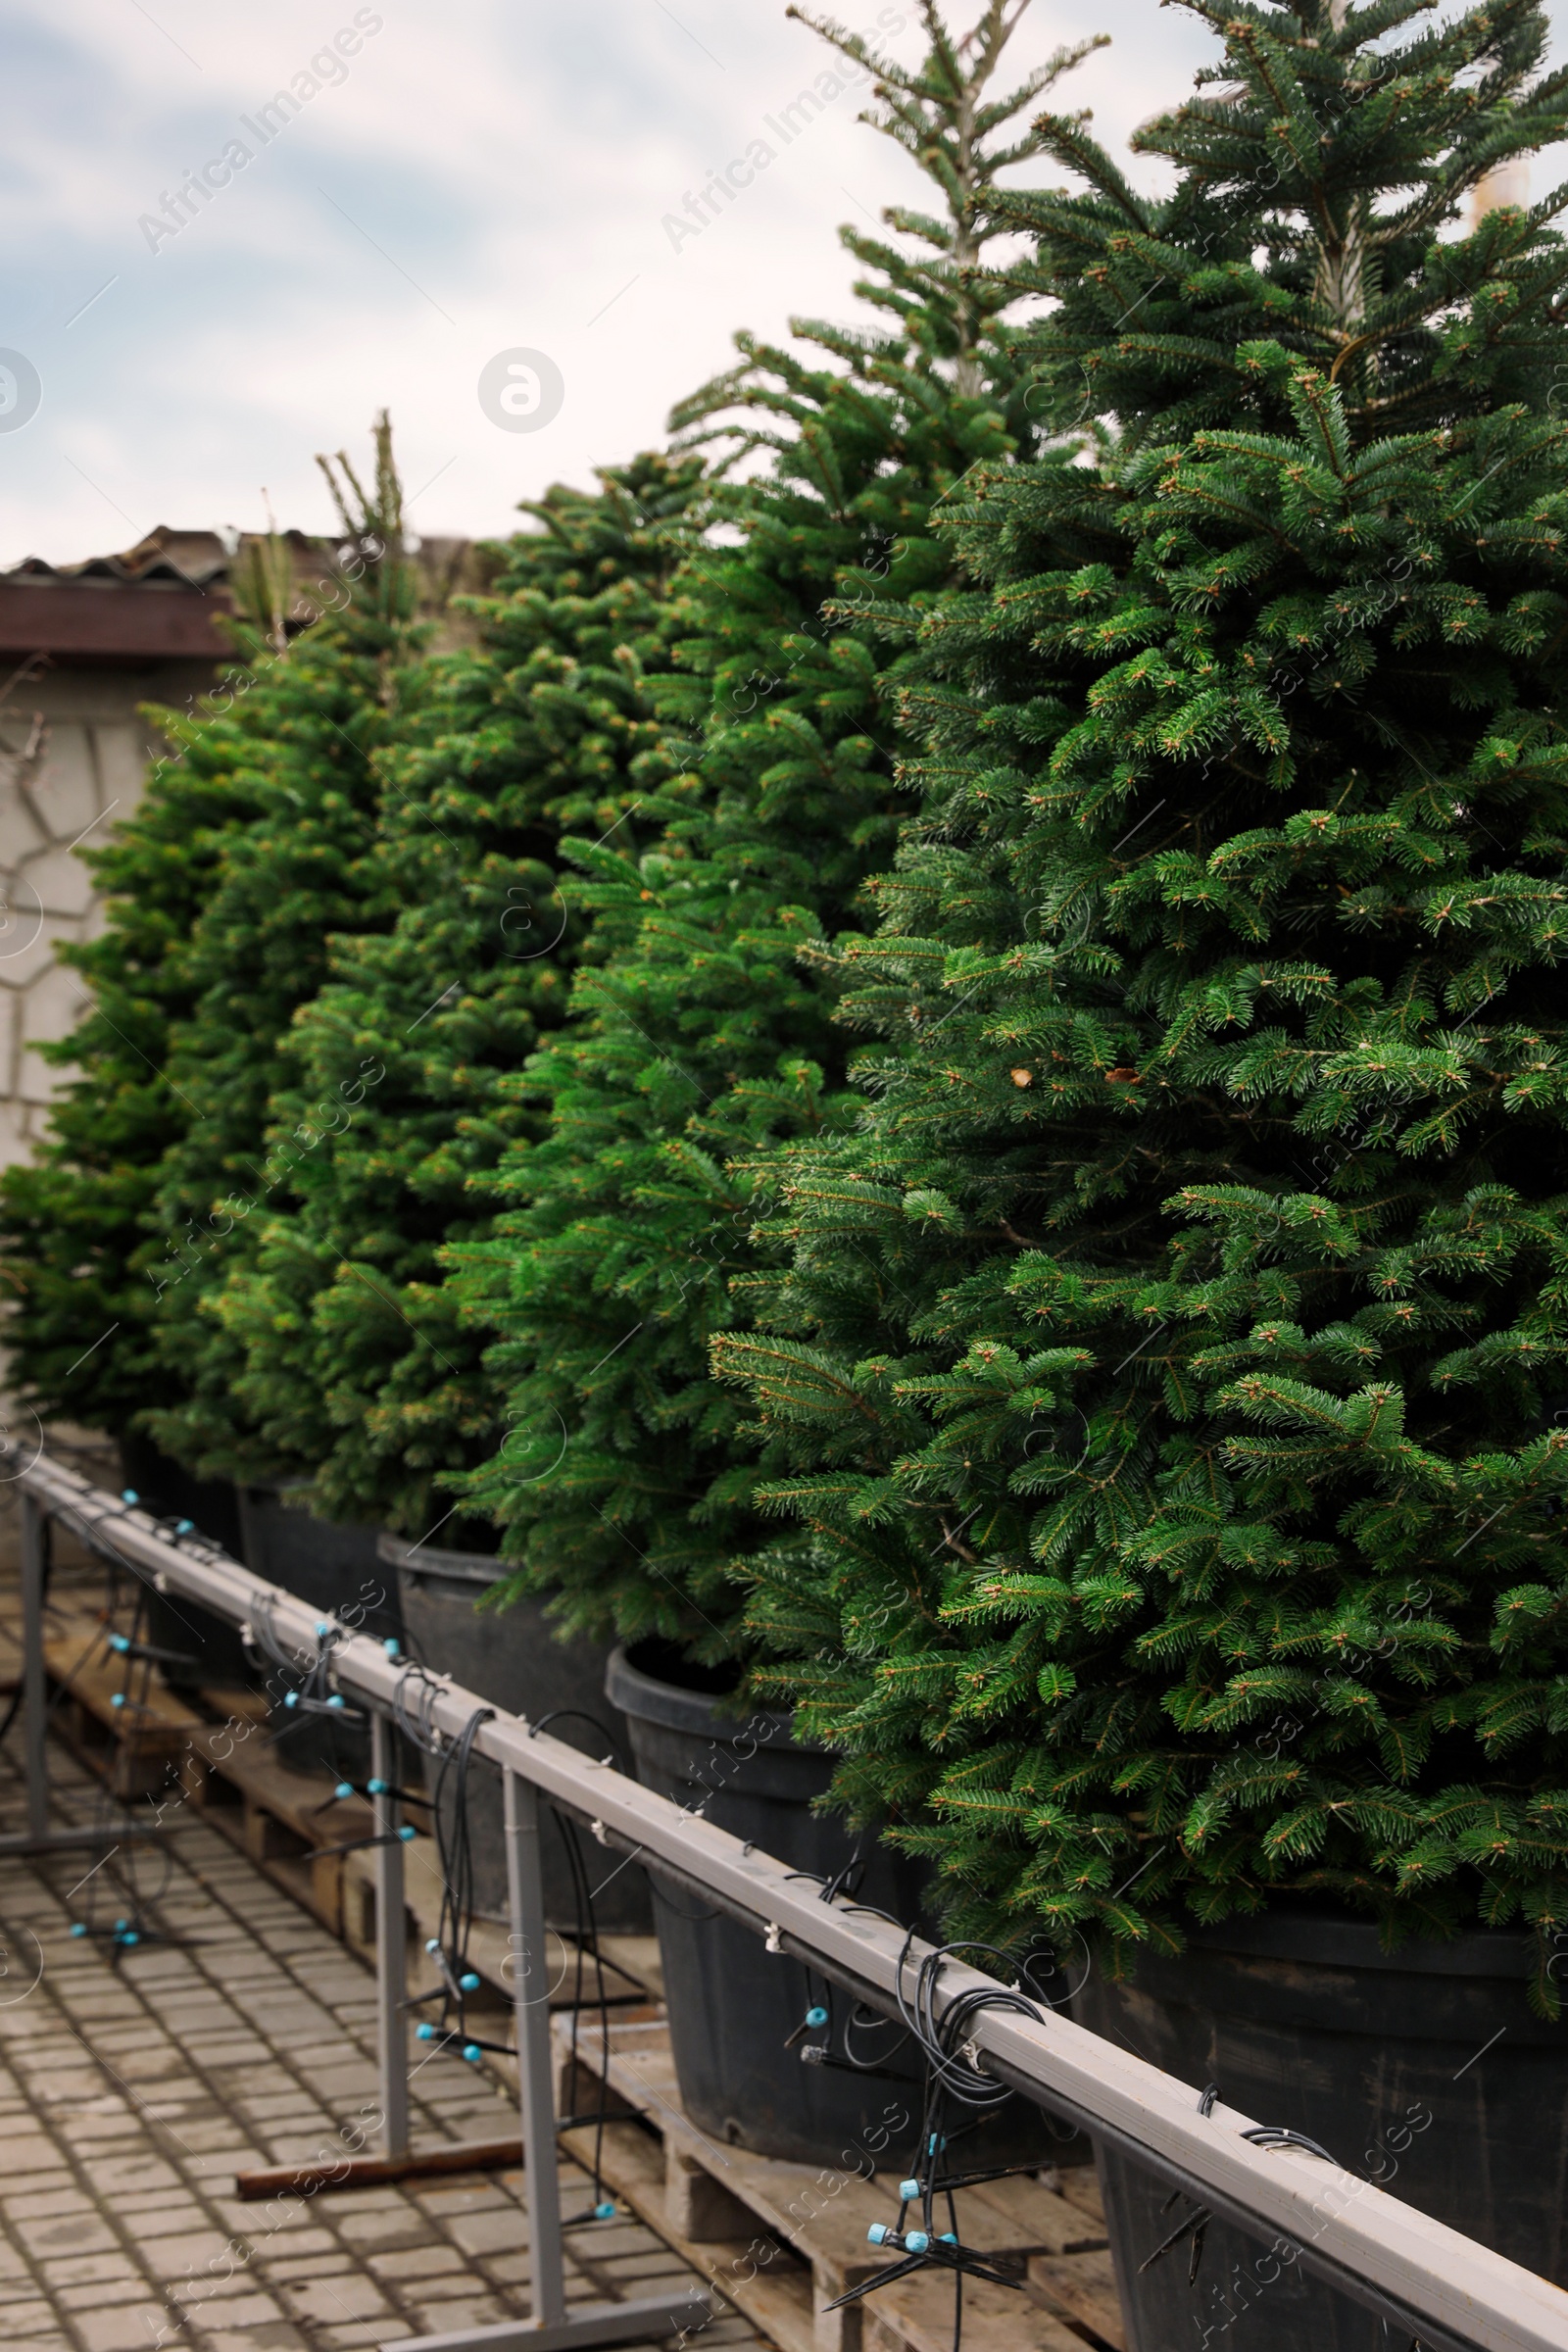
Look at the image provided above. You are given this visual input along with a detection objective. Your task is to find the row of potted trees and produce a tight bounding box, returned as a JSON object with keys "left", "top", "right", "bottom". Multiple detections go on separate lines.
{"left": 8, "top": 0, "right": 1568, "bottom": 2338}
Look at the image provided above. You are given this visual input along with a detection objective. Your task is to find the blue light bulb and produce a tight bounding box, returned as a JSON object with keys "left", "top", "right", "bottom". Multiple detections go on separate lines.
{"left": 398, "top": 1826, "right": 416, "bottom": 1841}
{"left": 459, "top": 1972, "right": 479, "bottom": 1992}
{"left": 368, "top": 1779, "right": 386, "bottom": 1794}
{"left": 425, "top": 1938, "right": 441, "bottom": 1955}
{"left": 175, "top": 1519, "right": 194, "bottom": 1535}
{"left": 109, "top": 1634, "right": 129, "bottom": 1653}
{"left": 70, "top": 1923, "right": 86, "bottom": 1937}
{"left": 121, "top": 1490, "right": 139, "bottom": 1504}
{"left": 111, "top": 1692, "right": 125, "bottom": 1708}
{"left": 462, "top": 2043, "right": 482, "bottom": 2064}
{"left": 594, "top": 2201, "right": 615, "bottom": 2221}
{"left": 805, "top": 2005, "right": 828, "bottom": 2028}
{"left": 326, "top": 1694, "right": 345, "bottom": 1710}
{"left": 334, "top": 1782, "right": 354, "bottom": 1800}
{"left": 284, "top": 1691, "right": 299, "bottom": 1708}
{"left": 867, "top": 2224, "right": 889, "bottom": 2246}
{"left": 316, "top": 1622, "right": 330, "bottom": 1640}
{"left": 383, "top": 1638, "right": 401, "bottom": 1657}
{"left": 906, "top": 2231, "right": 930, "bottom": 2255}
{"left": 121, "top": 1931, "right": 140, "bottom": 1947}
{"left": 416, "top": 2023, "right": 436, "bottom": 2041}
{"left": 899, "top": 2180, "right": 919, "bottom": 2203}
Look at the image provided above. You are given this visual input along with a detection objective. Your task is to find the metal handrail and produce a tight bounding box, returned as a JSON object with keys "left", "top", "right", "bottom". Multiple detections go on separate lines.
{"left": 8, "top": 1441, "right": 1568, "bottom": 2352}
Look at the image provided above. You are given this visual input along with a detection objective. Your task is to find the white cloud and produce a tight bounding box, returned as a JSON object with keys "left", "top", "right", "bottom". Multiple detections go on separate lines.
{"left": 12, "top": 0, "right": 1499, "bottom": 564}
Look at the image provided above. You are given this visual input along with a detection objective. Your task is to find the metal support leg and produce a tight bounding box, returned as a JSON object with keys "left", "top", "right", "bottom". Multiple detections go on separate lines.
{"left": 372, "top": 1709, "right": 410, "bottom": 2161}
{"left": 378, "top": 1770, "right": 708, "bottom": 2352}
{"left": 506, "top": 1765, "right": 566, "bottom": 2327}
{"left": 0, "top": 1494, "right": 166, "bottom": 1856}
{"left": 22, "top": 1493, "right": 47, "bottom": 1843}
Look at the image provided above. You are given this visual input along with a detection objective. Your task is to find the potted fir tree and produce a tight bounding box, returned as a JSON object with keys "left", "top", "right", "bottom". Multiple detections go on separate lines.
{"left": 449, "top": 0, "right": 1098, "bottom": 2164}
{"left": 205, "top": 454, "right": 706, "bottom": 1926}
{"left": 716, "top": 0, "right": 1568, "bottom": 2334}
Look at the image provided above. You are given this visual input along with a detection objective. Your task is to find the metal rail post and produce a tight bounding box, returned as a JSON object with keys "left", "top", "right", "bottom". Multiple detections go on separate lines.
{"left": 377, "top": 1767, "right": 707, "bottom": 2352}
{"left": 372, "top": 1708, "right": 410, "bottom": 2162}
{"left": 0, "top": 1488, "right": 173, "bottom": 1860}
{"left": 505, "top": 1766, "right": 567, "bottom": 2327}
{"left": 22, "top": 1492, "right": 46, "bottom": 1842}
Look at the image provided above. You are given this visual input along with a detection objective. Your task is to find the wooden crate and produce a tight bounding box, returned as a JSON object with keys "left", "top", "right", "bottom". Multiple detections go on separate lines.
{"left": 551, "top": 2012, "right": 1125, "bottom": 2352}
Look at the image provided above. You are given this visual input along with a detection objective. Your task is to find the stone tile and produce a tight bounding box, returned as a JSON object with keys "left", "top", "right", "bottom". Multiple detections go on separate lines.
{"left": 278, "top": 2272, "right": 392, "bottom": 2324}
{"left": 190, "top": 2328, "right": 311, "bottom": 2352}
{"left": 138, "top": 2229, "right": 236, "bottom": 2278}
{"left": 57, "top": 2277, "right": 164, "bottom": 2313}
{"left": 367, "top": 2241, "right": 468, "bottom": 2280}
{"left": 402, "top": 2296, "right": 509, "bottom": 2332}
{"left": 442, "top": 2206, "right": 528, "bottom": 2256}
{"left": 181, "top": 2291, "right": 284, "bottom": 2328}
{"left": 74, "top": 2304, "right": 179, "bottom": 2352}
{"left": 3, "top": 2189, "right": 94, "bottom": 2221}
{"left": 335, "top": 2205, "right": 443, "bottom": 2253}
{"left": 13, "top": 2212, "right": 122, "bottom": 2259}
{"left": 40, "top": 2250, "right": 143, "bottom": 2288}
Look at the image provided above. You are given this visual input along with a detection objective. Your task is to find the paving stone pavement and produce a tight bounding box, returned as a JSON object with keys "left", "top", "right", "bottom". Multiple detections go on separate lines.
{"left": 0, "top": 1510, "right": 764, "bottom": 2352}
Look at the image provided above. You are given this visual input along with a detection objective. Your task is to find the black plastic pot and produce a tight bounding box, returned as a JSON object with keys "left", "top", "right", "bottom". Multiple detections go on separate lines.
{"left": 383, "top": 1533, "right": 650, "bottom": 1935}
{"left": 118, "top": 1434, "right": 252, "bottom": 1692}
{"left": 609, "top": 1641, "right": 1081, "bottom": 2172}
{"left": 1074, "top": 1911, "right": 1568, "bottom": 2351}
{"left": 239, "top": 1484, "right": 402, "bottom": 1779}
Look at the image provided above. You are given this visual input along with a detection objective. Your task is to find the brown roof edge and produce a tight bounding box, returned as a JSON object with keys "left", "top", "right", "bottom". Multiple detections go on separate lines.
{"left": 0, "top": 579, "right": 235, "bottom": 663}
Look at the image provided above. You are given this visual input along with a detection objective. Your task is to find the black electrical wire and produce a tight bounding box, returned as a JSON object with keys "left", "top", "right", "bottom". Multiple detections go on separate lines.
{"left": 553, "top": 1802, "right": 617, "bottom": 2226}
{"left": 831, "top": 1934, "right": 1068, "bottom": 2352}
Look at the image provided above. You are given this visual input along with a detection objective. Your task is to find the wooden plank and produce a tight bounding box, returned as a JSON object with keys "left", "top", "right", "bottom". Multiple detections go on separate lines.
{"left": 964, "top": 2173, "right": 1109, "bottom": 2258}
{"left": 235, "top": 2136, "right": 527, "bottom": 2200}
{"left": 552, "top": 2013, "right": 1132, "bottom": 2352}
{"left": 559, "top": 2114, "right": 815, "bottom": 2352}
{"left": 43, "top": 1607, "right": 205, "bottom": 1738}
{"left": 1049, "top": 2169, "right": 1105, "bottom": 2228}
{"left": 1027, "top": 2251, "right": 1127, "bottom": 2352}
{"left": 179, "top": 1720, "right": 378, "bottom": 1938}
{"left": 42, "top": 1609, "right": 206, "bottom": 1799}
{"left": 867, "top": 2270, "right": 1087, "bottom": 2352}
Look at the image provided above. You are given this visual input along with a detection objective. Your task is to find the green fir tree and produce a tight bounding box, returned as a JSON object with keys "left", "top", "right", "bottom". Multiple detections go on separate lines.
{"left": 448, "top": 2, "right": 1098, "bottom": 1655}
{"left": 714, "top": 0, "right": 1568, "bottom": 2008}
{"left": 0, "top": 671, "right": 270, "bottom": 1438}
{"left": 199, "top": 455, "right": 706, "bottom": 1536}
{"left": 144, "top": 420, "right": 423, "bottom": 1479}
{"left": 0, "top": 502, "right": 382, "bottom": 1442}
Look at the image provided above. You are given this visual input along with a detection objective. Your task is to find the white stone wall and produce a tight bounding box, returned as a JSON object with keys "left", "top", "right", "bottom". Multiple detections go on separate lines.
{"left": 0, "top": 666, "right": 206, "bottom": 1170}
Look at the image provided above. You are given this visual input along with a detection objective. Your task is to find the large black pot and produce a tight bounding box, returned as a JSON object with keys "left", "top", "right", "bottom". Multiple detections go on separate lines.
{"left": 609, "top": 1641, "right": 1081, "bottom": 2172}
{"left": 240, "top": 1484, "right": 402, "bottom": 1779}
{"left": 118, "top": 1434, "right": 252, "bottom": 1692}
{"left": 383, "top": 1533, "right": 650, "bottom": 1935}
{"left": 1075, "top": 1911, "right": 1568, "bottom": 2351}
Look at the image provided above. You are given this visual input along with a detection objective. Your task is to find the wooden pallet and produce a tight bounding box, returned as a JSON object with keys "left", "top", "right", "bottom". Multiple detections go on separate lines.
{"left": 42, "top": 1607, "right": 207, "bottom": 1801}
{"left": 42, "top": 1606, "right": 401, "bottom": 1938}
{"left": 551, "top": 2013, "right": 1125, "bottom": 2352}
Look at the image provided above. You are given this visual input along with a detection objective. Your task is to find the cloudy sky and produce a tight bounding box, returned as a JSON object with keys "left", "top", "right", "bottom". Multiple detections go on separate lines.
{"left": 0, "top": 0, "right": 1559, "bottom": 567}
